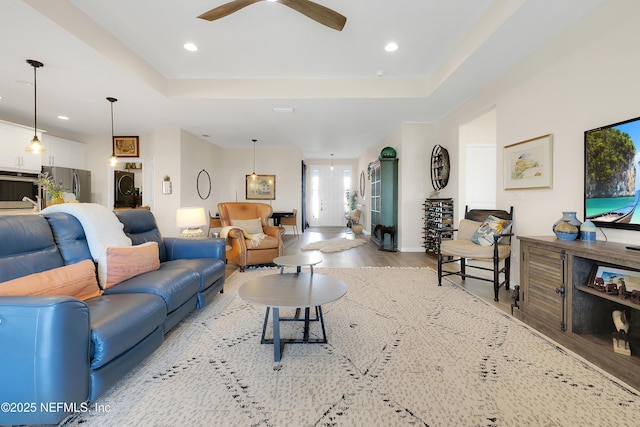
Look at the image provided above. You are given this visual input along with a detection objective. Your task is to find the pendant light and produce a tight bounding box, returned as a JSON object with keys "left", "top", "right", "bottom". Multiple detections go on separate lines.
{"left": 251, "top": 139, "right": 257, "bottom": 180}
{"left": 25, "top": 59, "right": 46, "bottom": 154}
{"left": 107, "top": 97, "right": 118, "bottom": 166}
{"left": 330, "top": 153, "right": 334, "bottom": 171}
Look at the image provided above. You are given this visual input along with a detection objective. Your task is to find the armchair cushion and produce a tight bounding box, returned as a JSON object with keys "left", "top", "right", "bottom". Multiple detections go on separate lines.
{"left": 231, "top": 218, "right": 264, "bottom": 234}
{"left": 441, "top": 240, "right": 511, "bottom": 261}
{"left": 471, "top": 215, "right": 512, "bottom": 246}
{"left": 457, "top": 219, "right": 483, "bottom": 241}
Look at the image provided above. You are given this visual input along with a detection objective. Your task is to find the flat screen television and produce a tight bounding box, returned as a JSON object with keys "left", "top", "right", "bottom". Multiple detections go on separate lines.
{"left": 584, "top": 115, "right": 640, "bottom": 231}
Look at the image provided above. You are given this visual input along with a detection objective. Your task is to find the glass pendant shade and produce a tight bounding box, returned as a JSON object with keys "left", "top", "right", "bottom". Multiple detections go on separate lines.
{"left": 25, "top": 59, "right": 46, "bottom": 154}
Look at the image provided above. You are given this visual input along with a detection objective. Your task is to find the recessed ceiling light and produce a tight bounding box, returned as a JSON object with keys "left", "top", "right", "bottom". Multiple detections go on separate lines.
{"left": 385, "top": 42, "right": 398, "bottom": 52}
{"left": 184, "top": 42, "right": 198, "bottom": 52}
{"left": 57, "top": 115, "right": 69, "bottom": 120}
{"left": 202, "top": 134, "right": 210, "bottom": 138}
{"left": 273, "top": 107, "right": 294, "bottom": 113}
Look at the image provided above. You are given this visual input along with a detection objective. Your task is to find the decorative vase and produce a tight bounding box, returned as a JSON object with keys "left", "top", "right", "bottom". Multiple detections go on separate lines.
{"left": 553, "top": 212, "right": 582, "bottom": 238}
{"left": 555, "top": 220, "right": 579, "bottom": 240}
{"left": 351, "top": 223, "right": 363, "bottom": 235}
{"left": 580, "top": 220, "right": 596, "bottom": 241}
{"left": 379, "top": 146, "right": 397, "bottom": 159}
{"left": 47, "top": 197, "right": 64, "bottom": 206}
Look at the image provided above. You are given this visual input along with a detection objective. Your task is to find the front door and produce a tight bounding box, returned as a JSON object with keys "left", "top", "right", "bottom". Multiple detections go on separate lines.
{"left": 308, "top": 164, "right": 350, "bottom": 226}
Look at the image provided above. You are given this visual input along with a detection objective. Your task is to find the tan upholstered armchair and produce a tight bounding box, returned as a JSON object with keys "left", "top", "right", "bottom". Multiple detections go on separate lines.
{"left": 218, "top": 202, "right": 285, "bottom": 272}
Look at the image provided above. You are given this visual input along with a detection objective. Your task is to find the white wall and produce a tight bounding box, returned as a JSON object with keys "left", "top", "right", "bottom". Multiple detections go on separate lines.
{"left": 146, "top": 128, "right": 181, "bottom": 236}
{"left": 179, "top": 130, "right": 220, "bottom": 230}
{"left": 429, "top": 0, "right": 640, "bottom": 285}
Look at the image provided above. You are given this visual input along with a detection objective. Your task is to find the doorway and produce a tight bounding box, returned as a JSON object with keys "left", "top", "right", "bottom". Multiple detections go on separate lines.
{"left": 459, "top": 108, "right": 497, "bottom": 216}
{"left": 307, "top": 164, "right": 351, "bottom": 226}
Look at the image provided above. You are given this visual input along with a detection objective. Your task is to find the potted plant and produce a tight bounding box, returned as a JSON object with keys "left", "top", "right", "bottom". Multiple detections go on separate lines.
{"left": 345, "top": 189, "right": 358, "bottom": 212}
{"left": 37, "top": 172, "right": 64, "bottom": 205}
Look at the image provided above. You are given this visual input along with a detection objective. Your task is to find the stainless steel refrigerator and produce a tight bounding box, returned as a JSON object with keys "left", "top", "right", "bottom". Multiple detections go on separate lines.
{"left": 41, "top": 166, "right": 91, "bottom": 203}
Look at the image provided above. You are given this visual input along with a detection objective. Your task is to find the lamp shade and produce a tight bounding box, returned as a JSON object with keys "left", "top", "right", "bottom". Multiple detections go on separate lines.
{"left": 176, "top": 207, "right": 207, "bottom": 228}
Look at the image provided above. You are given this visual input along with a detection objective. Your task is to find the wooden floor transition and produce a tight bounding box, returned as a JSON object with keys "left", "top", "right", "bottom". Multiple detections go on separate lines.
{"left": 224, "top": 226, "right": 515, "bottom": 315}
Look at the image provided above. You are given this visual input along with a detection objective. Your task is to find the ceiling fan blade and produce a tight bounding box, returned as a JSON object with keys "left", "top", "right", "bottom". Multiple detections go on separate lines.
{"left": 279, "top": 0, "right": 347, "bottom": 31}
{"left": 197, "top": 0, "right": 261, "bottom": 21}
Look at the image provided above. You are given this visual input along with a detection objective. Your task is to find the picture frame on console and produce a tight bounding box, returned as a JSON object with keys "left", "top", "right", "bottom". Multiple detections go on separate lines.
{"left": 246, "top": 174, "right": 276, "bottom": 200}
{"left": 588, "top": 264, "right": 640, "bottom": 296}
{"left": 113, "top": 136, "right": 140, "bottom": 157}
{"left": 503, "top": 134, "right": 553, "bottom": 190}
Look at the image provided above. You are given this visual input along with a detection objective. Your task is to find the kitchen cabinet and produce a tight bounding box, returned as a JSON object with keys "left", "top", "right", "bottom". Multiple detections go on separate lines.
{"left": 42, "top": 135, "right": 87, "bottom": 169}
{"left": 0, "top": 121, "right": 42, "bottom": 173}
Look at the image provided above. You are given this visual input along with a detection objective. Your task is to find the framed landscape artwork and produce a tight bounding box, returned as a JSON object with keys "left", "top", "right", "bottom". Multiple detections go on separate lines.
{"left": 113, "top": 136, "right": 140, "bottom": 157}
{"left": 589, "top": 264, "right": 640, "bottom": 293}
{"left": 246, "top": 174, "right": 276, "bottom": 200}
{"left": 504, "top": 134, "right": 553, "bottom": 190}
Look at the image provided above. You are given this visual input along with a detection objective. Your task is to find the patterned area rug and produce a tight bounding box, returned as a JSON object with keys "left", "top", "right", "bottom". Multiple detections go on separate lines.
{"left": 300, "top": 237, "right": 366, "bottom": 253}
{"left": 62, "top": 267, "right": 640, "bottom": 426}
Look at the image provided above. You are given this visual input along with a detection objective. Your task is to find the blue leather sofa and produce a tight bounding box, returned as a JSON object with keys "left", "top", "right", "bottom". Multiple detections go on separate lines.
{"left": 0, "top": 209, "right": 226, "bottom": 426}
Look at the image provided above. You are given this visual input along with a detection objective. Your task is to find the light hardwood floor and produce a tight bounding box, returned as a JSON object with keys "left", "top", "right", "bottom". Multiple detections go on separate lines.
{"left": 225, "top": 226, "right": 516, "bottom": 315}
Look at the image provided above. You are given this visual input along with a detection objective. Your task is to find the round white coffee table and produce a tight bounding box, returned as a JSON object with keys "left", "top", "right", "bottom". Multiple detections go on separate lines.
{"left": 273, "top": 254, "right": 323, "bottom": 274}
{"left": 239, "top": 272, "right": 347, "bottom": 361}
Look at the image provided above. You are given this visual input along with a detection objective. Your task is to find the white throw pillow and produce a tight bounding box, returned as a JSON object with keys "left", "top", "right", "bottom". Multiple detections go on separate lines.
{"left": 231, "top": 218, "right": 263, "bottom": 235}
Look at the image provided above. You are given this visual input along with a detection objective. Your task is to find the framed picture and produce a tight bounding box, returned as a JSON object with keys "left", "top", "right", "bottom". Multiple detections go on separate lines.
{"left": 504, "top": 134, "right": 552, "bottom": 190}
{"left": 589, "top": 264, "right": 640, "bottom": 294}
{"left": 246, "top": 174, "right": 276, "bottom": 200}
{"left": 113, "top": 136, "right": 140, "bottom": 158}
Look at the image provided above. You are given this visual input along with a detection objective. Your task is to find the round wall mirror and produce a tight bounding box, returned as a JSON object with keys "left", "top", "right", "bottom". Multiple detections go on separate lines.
{"left": 197, "top": 169, "right": 211, "bottom": 200}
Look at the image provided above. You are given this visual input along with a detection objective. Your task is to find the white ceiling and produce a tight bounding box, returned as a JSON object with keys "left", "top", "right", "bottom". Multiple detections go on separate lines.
{"left": 0, "top": 0, "right": 605, "bottom": 159}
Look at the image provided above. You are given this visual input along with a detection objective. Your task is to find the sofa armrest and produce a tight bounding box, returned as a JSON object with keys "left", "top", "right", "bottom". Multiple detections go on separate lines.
{"left": 164, "top": 237, "right": 226, "bottom": 262}
{"left": 263, "top": 225, "right": 285, "bottom": 238}
{"left": 0, "top": 296, "right": 90, "bottom": 426}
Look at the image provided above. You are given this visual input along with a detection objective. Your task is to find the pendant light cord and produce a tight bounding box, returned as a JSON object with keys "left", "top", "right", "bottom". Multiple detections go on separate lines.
{"left": 107, "top": 97, "right": 118, "bottom": 158}
{"left": 33, "top": 64, "right": 37, "bottom": 138}
{"left": 251, "top": 139, "right": 257, "bottom": 178}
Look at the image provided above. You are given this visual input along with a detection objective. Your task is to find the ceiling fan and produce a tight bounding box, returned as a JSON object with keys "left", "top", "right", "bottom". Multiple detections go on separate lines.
{"left": 197, "top": 0, "right": 347, "bottom": 31}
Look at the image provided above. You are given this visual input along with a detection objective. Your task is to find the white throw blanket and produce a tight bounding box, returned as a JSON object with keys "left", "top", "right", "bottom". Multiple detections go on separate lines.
{"left": 40, "top": 203, "right": 131, "bottom": 287}
{"left": 220, "top": 226, "right": 266, "bottom": 247}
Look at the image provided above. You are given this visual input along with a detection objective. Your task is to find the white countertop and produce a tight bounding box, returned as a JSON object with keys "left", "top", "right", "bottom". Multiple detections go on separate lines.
{"left": 0, "top": 209, "right": 39, "bottom": 216}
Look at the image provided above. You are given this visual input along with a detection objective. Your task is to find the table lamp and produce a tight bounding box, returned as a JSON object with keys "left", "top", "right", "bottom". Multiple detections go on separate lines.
{"left": 176, "top": 207, "right": 206, "bottom": 238}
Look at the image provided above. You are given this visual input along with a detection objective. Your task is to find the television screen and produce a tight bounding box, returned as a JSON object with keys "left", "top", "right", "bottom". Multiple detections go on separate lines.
{"left": 585, "top": 115, "right": 640, "bottom": 231}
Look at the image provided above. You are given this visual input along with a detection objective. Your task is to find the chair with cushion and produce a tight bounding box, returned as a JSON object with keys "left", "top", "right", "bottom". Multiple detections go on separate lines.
{"left": 279, "top": 208, "right": 299, "bottom": 237}
{"left": 437, "top": 206, "right": 514, "bottom": 301}
{"left": 345, "top": 209, "right": 361, "bottom": 228}
{"left": 218, "top": 202, "right": 285, "bottom": 272}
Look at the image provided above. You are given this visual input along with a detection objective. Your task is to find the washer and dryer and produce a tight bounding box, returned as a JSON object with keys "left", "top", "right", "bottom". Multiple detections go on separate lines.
{"left": 114, "top": 171, "right": 135, "bottom": 208}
